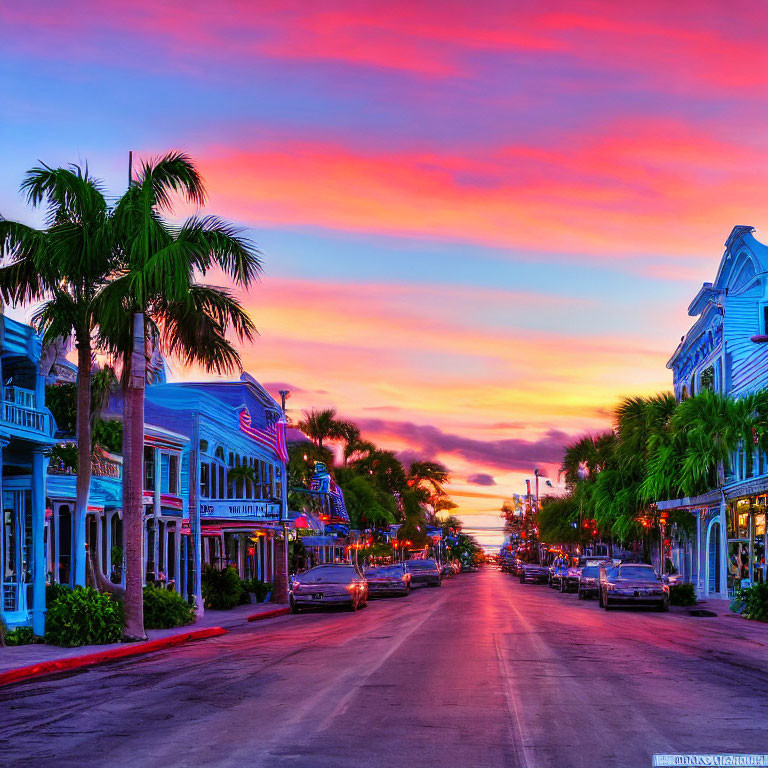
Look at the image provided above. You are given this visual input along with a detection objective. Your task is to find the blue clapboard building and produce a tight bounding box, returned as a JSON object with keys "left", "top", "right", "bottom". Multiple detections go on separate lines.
{"left": 0, "top": 316, "right": 58, "bottom": 631}
{"left": 661, "top": 226, "right": 768, "bottom": 598}
{"left": 144, "top": 373, "right": 289, "bottom": 602}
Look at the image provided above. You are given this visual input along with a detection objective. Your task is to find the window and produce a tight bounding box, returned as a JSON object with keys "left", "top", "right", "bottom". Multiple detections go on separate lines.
{"left": 200, "top": 462, "right": 210, "bottom": 498}
{"left": 144, "top": 447, "right": 154, "bottom": 491}
{"left": 210, "top": 462, "right": 217, "bottom": 498}
{"left": 199, "top": 439, "right": 208, "bottom": 454}
{"left": 215, "top": 446, "right": 225, "bottom": 461}
{"left": 169, "top": 454, "right": 179, "bottom": 495}
{"left": 763, "top": 305, "right": 768, "bottom": 334}
{"left": 160, "top": 453, "right": 170, "bottom": 494}
{"left": 700, "top": 366, "right": 714, "bottom": 391}
{"left": 218, "top": 465, "right": 225, "bottom": 499}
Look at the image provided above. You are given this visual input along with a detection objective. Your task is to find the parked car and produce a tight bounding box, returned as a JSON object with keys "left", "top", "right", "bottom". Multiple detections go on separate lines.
{"left": 364, "top": 564, "right": 411, "bottom": 598}
{"left": 560, "top": 562, "right": 582, "bottom": 593}
{"left": 406, "top": 559, "right": 442, "bottom": 587}
{"left": 598, "top": 563, "right": 669, "bottom": 611}
{"left": 577, "top": 564, "right": 601, "bottom": 599}
{"left": 290, "top": 564, "right": 368, "bottom": 612}
{"left": 549, "top": 557, "right": 569, "bottom": 589}
{"left": 519, "top": 562, "right": 550, "bottom": 584}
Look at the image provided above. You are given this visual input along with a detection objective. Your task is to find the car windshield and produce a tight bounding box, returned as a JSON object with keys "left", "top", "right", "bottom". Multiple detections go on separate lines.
{"left": 366, "top": 567, "right": 402, "bottom": 577}
{"left": 617, "top": 566, "right": 658, "bottom": 581}
{"left": 582, "top": 566, "right": 599, "bottom": 577}
{"left": 301, "top": 566, "right": 356, "bottom": 583}
{"left": 408, "top": 561, "right": 436, "bottom": 571}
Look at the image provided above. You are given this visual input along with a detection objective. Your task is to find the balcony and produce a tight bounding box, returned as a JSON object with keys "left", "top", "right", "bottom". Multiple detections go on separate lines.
{"left": 2, "top": 387, "right": 54, "bottom": 438}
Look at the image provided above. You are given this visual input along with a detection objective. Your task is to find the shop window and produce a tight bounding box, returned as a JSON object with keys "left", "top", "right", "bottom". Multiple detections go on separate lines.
{"left": 169, "top": 454, "right": 179, "bottom": 495}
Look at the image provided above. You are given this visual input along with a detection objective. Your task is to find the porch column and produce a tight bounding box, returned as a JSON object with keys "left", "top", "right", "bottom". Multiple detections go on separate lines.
{"left": 175, "top": 522, "right": 182, "bottom": 593}
{"left": 237, "top": 534, "right": 245, "bottom": 579}
{"left": 31, "top": 447, "right": 48, "bottom": 635}
{"left": 696, "top": 509, "right": 702, "bottom": 596}
{"left": 105, "top": 511, "right": 112, "bottom": 577}
{"left": 153, "top": 448, "right": 161, "bottom": 579}
{"left": 719, "top": 493, "right": 729, "bottom": 598}
{"left": 188, "top": 420, "right": 203, "bottom": 617}
{"left": 256, "top": 538, "right": 262, "bottom": 580}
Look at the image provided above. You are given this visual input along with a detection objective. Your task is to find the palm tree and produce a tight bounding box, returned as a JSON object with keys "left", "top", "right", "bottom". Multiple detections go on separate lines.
{"left": 336, "top": 420, "right": 360, "bottom": 466}
{"left": 407, "top": 460, "right": 449, "bottom": 497}
{"left": 343, "top": 438, "right": 375, "bottom": 467}
{"left": 99, "top": 151, "right": 261, "bottom": 640}
{"left": 298, "top": 408, "right": 345, "bottom": 448}
{"left": 0, "top": 164, "right": 116, "bottom": 588}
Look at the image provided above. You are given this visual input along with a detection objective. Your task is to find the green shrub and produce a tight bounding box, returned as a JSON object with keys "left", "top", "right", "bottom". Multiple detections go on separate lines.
{"left": 5, "top": 626, "right": 38, "bottom": 646}
{"left": 669, "top": 583, "right": 697, "bottom": 606}
{"left": 201, "top": 566, "right": 244, "bottom": 610}
{"left": 238, "top": 578, "right": 273, "bottom": 603}
{"left": 738, "top": 583, "right": 768, "bottom": 622}
{"left": 45, "top": 586, "right": 123, "bottom": 647}
{"left": 143, "top": 584, "right": 195, "bottom": 629}
{"left": 250, "top": 579, "right": 273, "bottom": 603}
{"left": 46, "top": 582, "right": 72, "bottom": 606}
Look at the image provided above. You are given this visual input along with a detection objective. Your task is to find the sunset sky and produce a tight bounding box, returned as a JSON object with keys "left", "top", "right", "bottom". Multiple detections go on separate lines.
{"left": 3, "top": 1, "right": 768, "bottom": 547}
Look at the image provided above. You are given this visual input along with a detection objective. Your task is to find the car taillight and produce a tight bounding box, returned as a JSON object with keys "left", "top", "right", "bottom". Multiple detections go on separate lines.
{"left": 292, "top": 581, "right": 300, "bottom": 589}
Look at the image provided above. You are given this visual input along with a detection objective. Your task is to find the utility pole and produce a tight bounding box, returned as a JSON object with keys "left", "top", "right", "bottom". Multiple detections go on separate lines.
{"left": 279, "top": 389, "right": 289, "bottom": 412}
{"left": 128, "top": 150, "right": 133, "bottom": 188}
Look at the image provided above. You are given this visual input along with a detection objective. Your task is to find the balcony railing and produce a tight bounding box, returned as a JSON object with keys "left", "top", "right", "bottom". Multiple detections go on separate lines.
{"left": 3, "top": 401, "right": 51, "bottom": 434}
{"left": 4, "top": 386, "right": 36, "bottom": 409}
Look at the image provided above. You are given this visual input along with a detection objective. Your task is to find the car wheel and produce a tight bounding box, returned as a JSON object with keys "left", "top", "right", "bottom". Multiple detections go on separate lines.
{"left": 577, "top": 589, "right": 584, "bottom": 600}
{"left": 560, "top": 580, "right": 566, "bottom": 593}
{"left": 603, "top": 597, "right": 611, "bottom": 611}
{"left": 598, "top": 590, "right": 604, "bottom": 607}
{"left": 290, "top": 599, "right": 300, "bottom": 614}
{"left": 349, "top": 596, "right": 359, "bottom": 612}
{"left": 658, "top": 600, "right": 670, "bottom": 612}
{"left": 519, "top": 576, "right": 525, "bottom": 583}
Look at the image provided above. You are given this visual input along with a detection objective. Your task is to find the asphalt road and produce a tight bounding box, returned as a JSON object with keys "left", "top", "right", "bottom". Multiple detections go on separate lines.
{"left": 2, "top": 568, "right": 768, "bottom": 767}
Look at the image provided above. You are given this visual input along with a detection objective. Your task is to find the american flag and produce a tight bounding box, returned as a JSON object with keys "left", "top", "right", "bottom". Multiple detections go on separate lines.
{"left": 239, "top": 409, "right": 288, "bottom": 463}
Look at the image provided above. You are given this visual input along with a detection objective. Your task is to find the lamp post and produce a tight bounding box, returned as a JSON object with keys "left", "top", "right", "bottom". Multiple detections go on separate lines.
{"left": 279, "top": 389, "right": 290, "bottom": 412}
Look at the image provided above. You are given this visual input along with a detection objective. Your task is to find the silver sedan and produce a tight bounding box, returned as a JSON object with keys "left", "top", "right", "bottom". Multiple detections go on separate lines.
{"left": 290, "top": 564, "right": 369, "bottom": 613}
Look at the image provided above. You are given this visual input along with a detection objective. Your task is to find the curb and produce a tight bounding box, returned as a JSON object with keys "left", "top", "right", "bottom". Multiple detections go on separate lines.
{"left": 246, "top": 606, "right": 290, "bottom": 622}
{"left": 0, "top": 626, "right": 228, "bottom": 688}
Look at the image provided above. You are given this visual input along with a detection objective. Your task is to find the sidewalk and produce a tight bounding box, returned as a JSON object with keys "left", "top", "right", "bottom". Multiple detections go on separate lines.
{"left": 0, "top": 601, "right": 289, "bottom": 685}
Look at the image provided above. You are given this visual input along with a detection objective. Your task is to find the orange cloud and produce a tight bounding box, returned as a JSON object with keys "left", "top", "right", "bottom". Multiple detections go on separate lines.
{"left": 196, "top": 122, "right": 768, "bottom": 263}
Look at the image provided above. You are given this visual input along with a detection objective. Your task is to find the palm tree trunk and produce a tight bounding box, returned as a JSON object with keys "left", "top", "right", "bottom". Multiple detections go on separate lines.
{"left": 73, "top": 334, "right": 92, "bottom": 587}
{"left": 122, "top": 312, "right": 146, "bottom": 640}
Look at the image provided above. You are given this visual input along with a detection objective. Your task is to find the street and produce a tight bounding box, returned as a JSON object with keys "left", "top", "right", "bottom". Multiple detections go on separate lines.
{"left": 2, "top": 568, "right": 768, "bottom": 768}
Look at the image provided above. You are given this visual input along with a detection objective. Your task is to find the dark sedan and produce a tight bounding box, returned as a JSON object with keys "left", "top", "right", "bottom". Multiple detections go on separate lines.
{"left": 577, "top": 564, "right": 600, "bottom": 599}
{"left": 406, "top": 559, "right": 442, "bottom": 587}
{"left": 599, "top": 563, "right": 669, "bottom": 611}
{"left": 364, "top": 564, "right": 411, "bottom": 597}
{"left": 290, "top": 564, "right": 368, "bottom": 612}
{"left": 519, "top": 562, "right": 550, "bottom": 584}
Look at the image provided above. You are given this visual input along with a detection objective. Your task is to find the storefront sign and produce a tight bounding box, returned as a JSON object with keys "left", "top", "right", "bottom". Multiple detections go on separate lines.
{"left": 200, "top": 500, "right": 280, "bottom": 520}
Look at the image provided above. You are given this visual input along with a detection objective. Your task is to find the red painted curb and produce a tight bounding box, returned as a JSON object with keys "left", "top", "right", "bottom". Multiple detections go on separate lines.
{"left": 246, "top": 606, "right": 290, "bottom": 622}
{"left": 0, "top": 626, "right": 228, "bottom": 688}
